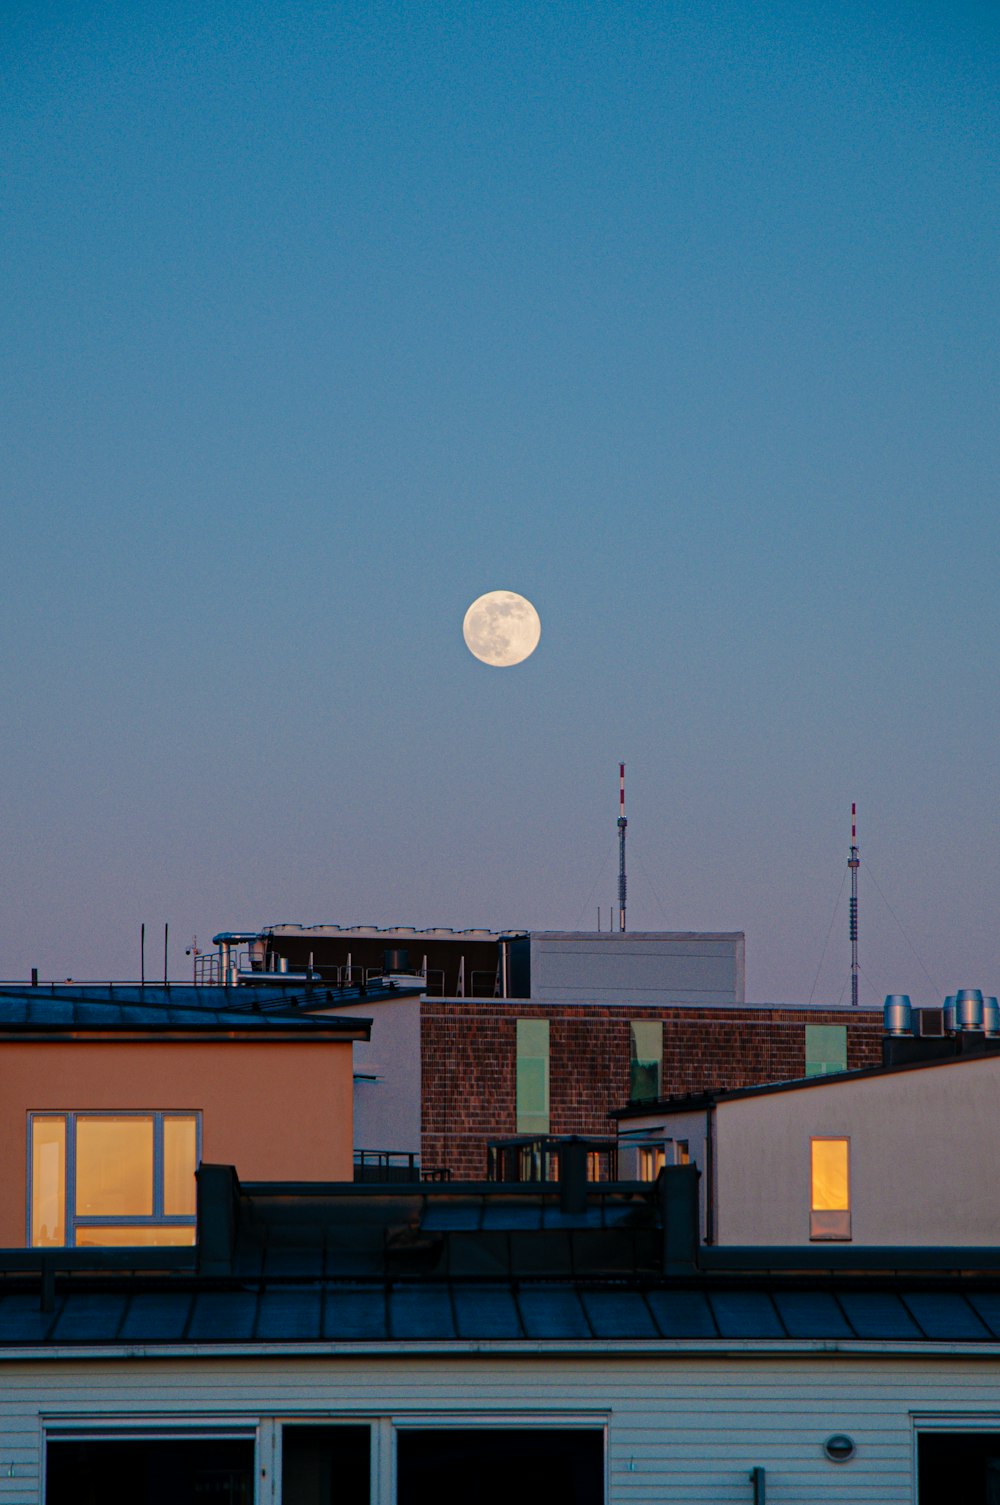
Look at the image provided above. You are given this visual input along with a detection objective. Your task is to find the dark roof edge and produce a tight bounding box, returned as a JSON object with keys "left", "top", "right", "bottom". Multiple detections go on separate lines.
{"left": 613, "top": 1047, "right": 1000, "bottom": 1118}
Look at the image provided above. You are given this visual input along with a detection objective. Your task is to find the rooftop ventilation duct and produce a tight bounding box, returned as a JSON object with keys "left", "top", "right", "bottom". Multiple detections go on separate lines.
{"left": 956, "top": 988, "right": 985, "bottom": 1031}
{"left": 985, "top": 997, "right": 1000, "bottom": 1037}
{"left": 943, "top": 995, "right": 958, "bottom": 1033}
{"left": 883, "top": 994, "right": 912, "bottom": 1035}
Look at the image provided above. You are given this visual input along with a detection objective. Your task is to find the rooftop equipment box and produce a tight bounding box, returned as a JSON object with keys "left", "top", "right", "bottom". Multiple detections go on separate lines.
{"left": 507, "top": 931, "right": 745, "bottom": 1005}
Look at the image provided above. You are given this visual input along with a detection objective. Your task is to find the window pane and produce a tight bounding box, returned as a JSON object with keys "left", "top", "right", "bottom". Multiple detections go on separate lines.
{"left": 516, "top": 1019, "right": 549, "bottom": 1133}
{"left": 805, "top": 1024, "right": 847, "bottom": 1077}
{"left": 76, "top": 1116, "right": 154, "bottom": 1217}
{"left": 397, "top": 1429, "right": 603, "bottom": 1505}
{"left": 811, "top": 1139, "right": 849, "bottom": 1210}
{"left": 163, "top": 1116, "right": 198, "bottom": 1216}
{"left": 31, "top": 1117, "right": 66, "bottom": 1247}
{"left": 282, "top": 1425, "right": 370, "bottom": 1505}
{"left": 74, "top": 1224, "right": 196, "bottom": 1246}
{"left": 47, "top": 1438, "right": 254, "bottom": 1505}
{"left": 630, "top": 1021, "right": 662, "bottom": 1102}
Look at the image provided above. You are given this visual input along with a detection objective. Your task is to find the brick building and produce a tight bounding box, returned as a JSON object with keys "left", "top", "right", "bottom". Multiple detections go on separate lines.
{"left": 421, "top": 1001, "right": 884, "bottom": 1180}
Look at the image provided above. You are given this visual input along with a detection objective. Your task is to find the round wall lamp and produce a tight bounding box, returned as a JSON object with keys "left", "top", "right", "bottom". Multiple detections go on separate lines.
{"left": 823, "top": 1434, "right": 856, "bottom": 1463}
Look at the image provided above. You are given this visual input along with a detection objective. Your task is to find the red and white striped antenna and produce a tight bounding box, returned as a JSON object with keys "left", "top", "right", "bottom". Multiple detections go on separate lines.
{"left": 848, "top": 802, "right": 860, "bottom": 1007}
{"left": 617, "top": 763, "right": 627, "bottom": 933}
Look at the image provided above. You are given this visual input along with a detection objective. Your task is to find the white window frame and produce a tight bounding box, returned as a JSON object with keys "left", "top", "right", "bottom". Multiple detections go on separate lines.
{"left": 42, "top": 1414, "right": 261, "bottom": 1505}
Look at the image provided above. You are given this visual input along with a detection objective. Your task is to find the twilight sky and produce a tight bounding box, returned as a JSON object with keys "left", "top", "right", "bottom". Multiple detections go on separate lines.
{"left": 3, "top": 1, "right": 997, "bottom": 1004}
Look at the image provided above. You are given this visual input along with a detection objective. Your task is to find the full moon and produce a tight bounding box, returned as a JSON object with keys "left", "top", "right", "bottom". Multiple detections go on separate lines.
{"left": 462, "top": 590, "right": 541, "bottom": 667}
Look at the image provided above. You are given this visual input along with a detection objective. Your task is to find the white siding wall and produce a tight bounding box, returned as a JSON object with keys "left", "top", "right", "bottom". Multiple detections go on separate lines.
{"left": 6, "top": 1347, "right": 1000, "bottom": 1503}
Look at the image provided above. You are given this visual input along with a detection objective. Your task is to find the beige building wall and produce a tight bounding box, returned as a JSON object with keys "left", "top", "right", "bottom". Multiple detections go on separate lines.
{"left": 715, "top": 1054, "right": 1000, "bottom": 1245}
{"left": 0, "top": 1037, "right": 355, "bottom": 1246}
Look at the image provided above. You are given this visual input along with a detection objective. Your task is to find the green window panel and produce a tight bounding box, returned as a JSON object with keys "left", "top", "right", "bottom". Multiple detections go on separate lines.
{"left": 805, "top": 1024, "right": 848, "bottom": 1078}
{"left": 516, "top": 1019, "right": 550, "bottom": 1134}
{"left": 630, "top": 1020, "right": 663, "bottom": 1102}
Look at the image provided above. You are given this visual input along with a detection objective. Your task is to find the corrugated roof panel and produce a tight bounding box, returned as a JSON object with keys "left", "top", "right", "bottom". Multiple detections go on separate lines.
{"left": 119, "top": 1292, "right": 193, "bottom": 1342}
{"left": 968, "top": 1293, "right": 1000, "bottom": 1338}
{"left": 262, "top": 1246, "right": 324, "bottom": 1278}
{"left": 51, "top": 1293, "right": 127, "bottom": 1343}
{"left": 452, "top": 1285, "right": 523, "bottom": 1339}
{"left": 423, "top": 1205, "right": 484, "bottom": 1231}
{"left": 836, "top": 1292, "right": 923, "bottom": 1340}
{"left": 541, "top": 1206, "right": 605, "bottom": 1230}
{"left": 708, "top": 1291, "right": 785, "bottom": 1339}
{"left": 187, "top": 1291, "right": 260, "bottom": 1342}
{"left": 580, "top": 1289, "right": 657, "bottom": 1339}
{"left": 444, "top": 1232, "right": 511, "bottom": 1278}
{"left": 773, "top": 1291, "right": 853, "bottom": 1339}
{"left": 256, "top": 1288, "right": 323, "bottom": 1341}
{"left": 517, "top": 1286, "right": 592, "bottom": 1339}
{"left": 481, "top": 1204, "right": 543, "bottom": 1231}
{"left": 389, "top": 1285, "right": 456, "bottom": 1340}
{"left": 902, "top": 1292, "right": 991, "bottom": 1341}
{"left": 0, "top": 1293, "right": 57, "bottom": 1343}
{"left": 509, "top": 1230, "right": 571, "bottom": 1275}
{"left": 322, "top": 1286, "right": 388, "bottom": 1340}
{"left": 645, "top": 1289, "right": 718, "bottom": 1338}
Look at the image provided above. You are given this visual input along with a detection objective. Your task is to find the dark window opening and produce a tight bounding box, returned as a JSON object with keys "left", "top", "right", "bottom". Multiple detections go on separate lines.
{"left": 282, "top": 1424, "right": 370, "bottom": 1505}
{"left": 397, "top": 1428, "right": 603, "bottom": 1505}
{"left": 46, "top": 1438, "right": 253, "bottom": 1505}
{"left": 920, "top": 1431, "right": 1000, "bottom": 1504}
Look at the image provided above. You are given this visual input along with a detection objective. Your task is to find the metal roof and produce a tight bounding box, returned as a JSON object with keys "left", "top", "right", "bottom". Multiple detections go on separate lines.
{"left": 5, "top": 1177, "right": 1000, "bottom": 1350}
{"left": 0, "top": 986, "right": 372, "bottom": 1035}
{"left": 5, "top": 1276, "right": 1000, "bottom": 1349}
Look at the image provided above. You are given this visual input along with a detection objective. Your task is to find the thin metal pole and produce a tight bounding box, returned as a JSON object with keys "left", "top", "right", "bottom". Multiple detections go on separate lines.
{"left": 617, "top": 763, "right": 628, "bottom": 932}
{"left": 163, "top": 923, "right": 169, "bottom": 987}
{"left": 141, "top": 923, "right": 145, "bottom": 987}
{"left": 849, "top": 803, "right": 859, "bottom": 1007}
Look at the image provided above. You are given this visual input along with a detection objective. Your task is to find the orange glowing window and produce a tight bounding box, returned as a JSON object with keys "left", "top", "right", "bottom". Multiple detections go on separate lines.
{"left": 28, "top": 1112, "right": 199, "bottom": 1248}
{"left": 810, "top": 1137, "right": 851, "bottom": 1241}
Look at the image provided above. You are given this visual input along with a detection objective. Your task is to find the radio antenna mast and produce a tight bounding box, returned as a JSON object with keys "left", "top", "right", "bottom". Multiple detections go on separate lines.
{"left": 849, "top": 802, "right": 860, "bottom": 1007}
{"left": 618, "top": 763, "right": 627, "bottom": 933}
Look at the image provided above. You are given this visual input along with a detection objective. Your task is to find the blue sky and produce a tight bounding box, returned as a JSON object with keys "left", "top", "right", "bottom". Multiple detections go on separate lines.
{"left": 3, "top": 0, "right": 997, "bottom": 1002}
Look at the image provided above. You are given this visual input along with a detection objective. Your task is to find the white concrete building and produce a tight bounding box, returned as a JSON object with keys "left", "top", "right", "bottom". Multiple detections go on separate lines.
{"left": 616, "top": 1049, "right": 1000, "bottom": 1246}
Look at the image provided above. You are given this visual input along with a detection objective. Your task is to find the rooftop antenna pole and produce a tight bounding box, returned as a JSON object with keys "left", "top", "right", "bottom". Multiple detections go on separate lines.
{"left": 618, "top": 762, "right": 628, "bottom": 933}
{"left": 849, "top": 802, "right": 859, "bottom": 1007}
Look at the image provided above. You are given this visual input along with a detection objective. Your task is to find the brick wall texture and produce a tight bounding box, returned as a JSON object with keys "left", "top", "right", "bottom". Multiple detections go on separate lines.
{"left": 421, "top": 1003, "right": 884, "bottom": 1180}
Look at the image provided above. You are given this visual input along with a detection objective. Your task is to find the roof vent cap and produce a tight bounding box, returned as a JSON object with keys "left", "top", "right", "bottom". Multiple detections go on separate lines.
{"left": 956, "top": 988, "right": 984, "bottom": 1031}
{"left": 985, "top": 997, "right": 1000, "bottom": 1037}
{"left": 883, "top": 995, "right": 912, "bottom": 1035}
{"left": 943, "top": 995, "right": 958, "bottom": 1033}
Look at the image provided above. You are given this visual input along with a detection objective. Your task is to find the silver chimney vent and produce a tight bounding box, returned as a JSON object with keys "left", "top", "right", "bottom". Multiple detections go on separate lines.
{"left": 943, "top": 995, "right": 958, "bottom": 1033}
{"left": 956, "top": 988, "right": 985, "bottom": 1031}
{"left": 883, "top": 994, "right": 912, "bottom": 1036}
{"left": 985, "top": 997, "right": 1000, "bottom": 1037}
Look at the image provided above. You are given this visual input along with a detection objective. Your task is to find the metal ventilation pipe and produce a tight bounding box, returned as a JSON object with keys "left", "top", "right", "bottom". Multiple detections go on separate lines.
{"left": 984, "top": 997, "right": 1000, "bottom": 1037}
{"left": 956, "top": 988, "right": 985, "bottom": 1031}
{"left": 883, "top": 994, "right": 912, "bottom": 1035}
{"left": 943, "top": 995, "right": 958, "bottom": 1033}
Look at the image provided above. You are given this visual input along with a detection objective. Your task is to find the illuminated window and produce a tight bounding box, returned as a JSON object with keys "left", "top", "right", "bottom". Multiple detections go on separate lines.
{"left": 629, "top": 1020, "right": 662, "bottom": 1102}
{"left": 638, "top": 1145, "right": 666, "bottom": 1181}
{"left": 29, "top": 1112, "right": 199, "bottom": 1248}
{"left": 516, "top": 1020, "right": 549, "bottom": 1134}
{"left": 810, "top": 1136, "right": 851, "bottom": 1240}
{"left": 805, "top": 1024, "right": 847, "bottom": 1077}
